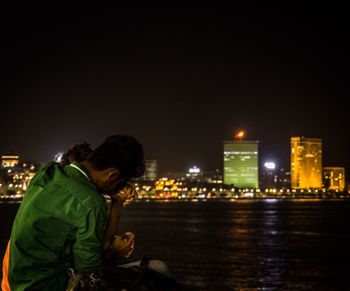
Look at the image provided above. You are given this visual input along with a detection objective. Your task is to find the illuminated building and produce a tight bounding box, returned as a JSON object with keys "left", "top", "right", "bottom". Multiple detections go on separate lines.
{"left": 154, "top": 177, "right": 179, "bottom": 198}
{"left": 2, "top": 162, "right": 37, "bottom": 195}
{"left": 260, "top": 162, "right": 277, "bottom": 189}
{"left": 141, "top": 160, "right": 158, "bottom": 181}
{"left": 323, "top": 167, "right": 345, "bottom": 191}
{"left": 11, "top": 163, "right": 37, "bottom": 192}
{"left": 204, "top": 169, "right": 223, "bottom": 184}
{"left": 186, "top": 166, "right": 203, "bottom": 181}
{"left": 1, "top": 155, "right": 19, "bottom": 168}
{"left": 223, "top": 140, "right": 259, "bottom": 188}
{"left": 260, "top": 165, "right": 291, "bottom": 190}
{"left": 276, "top": 168, "right": 291, "bottom": 189}
{"left": 291, "top": 137, "right": 322, "bottom": 189}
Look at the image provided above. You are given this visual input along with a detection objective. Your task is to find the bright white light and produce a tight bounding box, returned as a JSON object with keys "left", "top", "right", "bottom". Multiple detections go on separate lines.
{"left": 264, "top": 199, "right": 278, "bottom": 203}
{"left": 54, "top": 152, "right": 63, "bottom": 163}
{"left": 189, "top": 166, "right": 200, "bottom": 173}
{"left": 264, "top": 162, "right": 276, "bottom": 169}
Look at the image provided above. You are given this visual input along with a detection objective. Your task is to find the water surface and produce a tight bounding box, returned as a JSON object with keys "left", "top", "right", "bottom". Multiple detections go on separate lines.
{"left": 1, "top": 200, "right": 350, "bottom": 290}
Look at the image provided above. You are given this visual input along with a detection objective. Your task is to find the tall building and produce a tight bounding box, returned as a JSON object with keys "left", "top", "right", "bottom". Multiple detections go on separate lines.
{"left": 323, "top": 167, "right": 345, "bottom": 191}
{"left": 291, "top": 137, "right": 322, "bottom": 189}
{"left": 260, "top": 162, "right": 277, "bottom": 189}
{"left": 141, "top": 160, "right": 158, "bottom": 181}
{"left": 223, "top": 140, "right": 259, "bottom": 188}
{"left": 276, "top": 168, "right": 291, "bottom": 190}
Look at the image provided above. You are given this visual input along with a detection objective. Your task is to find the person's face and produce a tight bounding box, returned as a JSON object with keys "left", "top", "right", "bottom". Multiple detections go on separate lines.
{"left": 95, "top": 168, "right": 128, "bottom": 195}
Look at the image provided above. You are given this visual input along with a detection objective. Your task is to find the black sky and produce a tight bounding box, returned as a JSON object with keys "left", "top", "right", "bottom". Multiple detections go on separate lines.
{"left": 0, "top": 2, "right": 349, "bottom": 177}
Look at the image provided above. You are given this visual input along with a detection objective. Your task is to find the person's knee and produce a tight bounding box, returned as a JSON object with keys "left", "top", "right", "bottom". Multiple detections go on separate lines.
{"left": 148, "top": 259, "right": 172, "bottom": 277}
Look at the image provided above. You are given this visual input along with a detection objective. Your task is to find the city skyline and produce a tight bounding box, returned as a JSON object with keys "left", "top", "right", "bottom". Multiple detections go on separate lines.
{"left": 1, "top": 137, "right": 346, "bottom": 195}
{"left": 1, "top": 134, "right": 346, "bottom": 182}
{"left": 1, "top": 2, "right": 349, "bottom": 177}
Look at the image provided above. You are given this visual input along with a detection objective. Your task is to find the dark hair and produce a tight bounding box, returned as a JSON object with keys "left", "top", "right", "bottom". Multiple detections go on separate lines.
{"left": 60, "top": 142, "right": 93, "bottom": 166}
{"left": 87, "top": 135, "right": 145, "bottom": 179}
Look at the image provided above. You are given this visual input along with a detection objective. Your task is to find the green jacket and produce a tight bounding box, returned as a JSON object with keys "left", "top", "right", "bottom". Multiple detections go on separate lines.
{"left": 8, "top": 162, "right": 108, "bottom": 290}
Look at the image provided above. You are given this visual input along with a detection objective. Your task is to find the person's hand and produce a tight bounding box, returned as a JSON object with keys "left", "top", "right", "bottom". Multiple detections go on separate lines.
{"left": 110, "top": 183, "right": 137, "bottom": 207}
{"left": 111, "top": 231, "right": 135, "bottom": 258}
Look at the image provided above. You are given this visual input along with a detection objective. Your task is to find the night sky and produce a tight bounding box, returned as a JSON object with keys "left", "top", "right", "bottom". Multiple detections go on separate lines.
{"left": 0, "top": 2, "right": 349, "bottom": 177}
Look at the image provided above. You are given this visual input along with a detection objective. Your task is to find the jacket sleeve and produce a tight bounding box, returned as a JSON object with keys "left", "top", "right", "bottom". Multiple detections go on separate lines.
{"left": 73, "top": 206, "right": 107, "bottom": 272}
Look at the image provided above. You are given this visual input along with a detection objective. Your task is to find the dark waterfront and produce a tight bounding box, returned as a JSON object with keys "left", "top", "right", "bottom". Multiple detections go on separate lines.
{"left": 1, "top": 200, "right": 350, "bottom": 290}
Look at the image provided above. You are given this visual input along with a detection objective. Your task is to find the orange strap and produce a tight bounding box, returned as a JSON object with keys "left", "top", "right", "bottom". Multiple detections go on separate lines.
{"left": 1, "top": 240, "right": 11, "bottom": 291}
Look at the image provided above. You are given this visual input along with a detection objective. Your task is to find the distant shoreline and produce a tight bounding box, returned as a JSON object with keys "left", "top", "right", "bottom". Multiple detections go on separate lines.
{"left": 1, "top": 196, "right": 349, "bottom": 204}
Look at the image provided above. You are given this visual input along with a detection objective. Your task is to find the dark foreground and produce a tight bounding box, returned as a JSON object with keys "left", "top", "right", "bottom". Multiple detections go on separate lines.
{"left": 1, "top": 200, "right": 350, "bottom": 290}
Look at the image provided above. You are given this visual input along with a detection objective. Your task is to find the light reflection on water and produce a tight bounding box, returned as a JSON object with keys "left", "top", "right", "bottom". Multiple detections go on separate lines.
{"left": 1, "top": 200, "right": 350, "bottom": 290}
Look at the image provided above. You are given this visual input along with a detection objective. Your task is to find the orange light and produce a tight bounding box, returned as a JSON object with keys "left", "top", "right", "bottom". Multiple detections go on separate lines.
{"left": 235, "top": 130, "right": 245, "bottom": 139}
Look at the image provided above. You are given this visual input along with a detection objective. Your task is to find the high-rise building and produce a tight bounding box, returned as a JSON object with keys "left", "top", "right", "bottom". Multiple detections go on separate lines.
{"left": 142, "top": 160, "right": 158, "bottom": 181}
{"left": 223, "top": 140, "right": 259, "bottom": 188}
{"left": 260, "top": 162, "right": 277, "bottom": 189}
{"left": 323, "top": 167, "right": 345, "bottom": 191}
{"left": 276, "top": 168, "right": 291, "bottom": 190}
{"left": 291, "top": 137, "right": 322, "bottom": 189}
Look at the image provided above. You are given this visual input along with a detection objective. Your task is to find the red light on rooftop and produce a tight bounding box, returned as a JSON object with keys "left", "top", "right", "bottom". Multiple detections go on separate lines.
{"left": 235, "top": 130, "right": 245, "bottom": 139}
